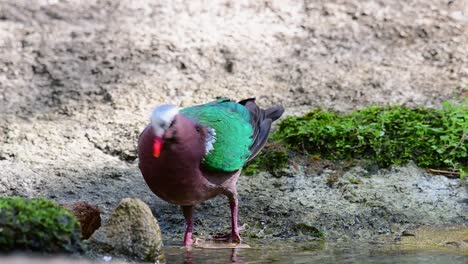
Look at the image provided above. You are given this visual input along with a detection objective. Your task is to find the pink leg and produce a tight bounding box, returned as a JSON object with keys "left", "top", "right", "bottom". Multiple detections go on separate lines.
{"left": 182, "top": 205, "right": 194, "bottom": 247}
{"left": 229, "top": 195, "right": 241, "bottom": 243}
{"left": 213, "top": 193, "right": 242, "bottom": 243}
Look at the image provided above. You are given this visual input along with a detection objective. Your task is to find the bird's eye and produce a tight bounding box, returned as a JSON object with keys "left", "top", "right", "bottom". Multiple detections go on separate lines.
{"left": 195, "top": 125, "right": 201, "bottom": 133}
{"left": 159, "top": 121, "right": 166, "bottom": 128}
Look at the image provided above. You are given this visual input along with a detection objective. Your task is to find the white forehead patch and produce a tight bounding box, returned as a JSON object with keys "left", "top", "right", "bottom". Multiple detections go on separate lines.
{"left": 151, "top": 104, "right": 179, "bottom": 137}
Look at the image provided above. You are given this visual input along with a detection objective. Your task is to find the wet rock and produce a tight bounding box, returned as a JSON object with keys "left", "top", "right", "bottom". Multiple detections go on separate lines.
{"left": 64, "top": 201, "right": 101, "bottom": 239}
{"left": 88, "top": 198, "right": 164, "bottom": 262}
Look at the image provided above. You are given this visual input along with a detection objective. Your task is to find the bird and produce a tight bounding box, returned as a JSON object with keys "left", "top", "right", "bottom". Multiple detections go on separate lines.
{"left": 137, "top": 98, "right": 284, "bottom": 247}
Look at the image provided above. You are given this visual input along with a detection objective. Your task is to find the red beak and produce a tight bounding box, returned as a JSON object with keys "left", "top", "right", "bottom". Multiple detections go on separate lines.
{"left": 153, "top": 137, "right": 164, "bottom": 158}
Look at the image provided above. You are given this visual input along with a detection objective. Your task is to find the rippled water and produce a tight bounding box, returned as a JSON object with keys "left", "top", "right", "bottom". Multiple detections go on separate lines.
{"left": 164, "top": 241, "right": 467, "bottom": 264}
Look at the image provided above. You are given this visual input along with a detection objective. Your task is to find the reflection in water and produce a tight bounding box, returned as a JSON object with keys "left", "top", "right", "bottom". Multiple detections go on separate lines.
{"left": 183, "top": 247, "right": 239, "bottom": 264}
{"left": 165, "top": 241, "right": 467, "bottom": 264}
{"left": 231, "top": 248, "right": 238, "bottom": 263}
{"left": 183, "top": 249, "right": 191, "bottom": 264}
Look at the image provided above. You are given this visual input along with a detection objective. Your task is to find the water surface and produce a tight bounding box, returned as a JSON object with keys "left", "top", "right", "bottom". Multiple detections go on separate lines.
{"left": 0, "top": 240, "right": 465, "bottom": 264}
{"left": 164, "top": 241, "right": 467, "bottom": 264}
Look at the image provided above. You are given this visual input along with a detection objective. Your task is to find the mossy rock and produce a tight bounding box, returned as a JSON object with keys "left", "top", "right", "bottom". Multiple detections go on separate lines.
{"left": 273, "top": 100, "right": 467, "bottom": 172}
{"left": 0, "top": 196, "right": 83, "bottom": 253}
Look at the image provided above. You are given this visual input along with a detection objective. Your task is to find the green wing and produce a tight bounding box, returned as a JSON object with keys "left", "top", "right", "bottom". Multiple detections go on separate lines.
{"left": 180, "top": 99, "right": 253, "bottom": 172}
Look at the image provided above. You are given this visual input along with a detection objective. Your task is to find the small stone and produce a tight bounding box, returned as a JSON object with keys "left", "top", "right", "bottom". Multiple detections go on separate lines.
{"left": 64, "top": 201, "right": 101, "bottom": 239}
{"left": 89, "top": 198, "right": 164, "bottom": 262}
{"left": 402, "top": 230, "right": 416, "bottom": 237}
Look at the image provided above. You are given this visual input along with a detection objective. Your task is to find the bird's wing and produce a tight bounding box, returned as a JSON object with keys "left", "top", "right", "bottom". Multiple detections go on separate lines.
{"left": 180, "top": 98, "right": 254, "bottom": 172}
{"left": 238, "top": 98, "right": 284, "bottom": 161}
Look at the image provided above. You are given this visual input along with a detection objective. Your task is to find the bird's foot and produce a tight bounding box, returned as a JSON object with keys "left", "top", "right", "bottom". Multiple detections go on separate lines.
{"left": 212, "top": 232, "right": 242, "bottom": 243}
{"left": 184, "top": 230, "right": 195, "bottom": 247}
{"left": 183, "top": 237, "right": 193, "bottom": 247}
{"left": 212, "top": 224, "right": 245, "bottom": 243}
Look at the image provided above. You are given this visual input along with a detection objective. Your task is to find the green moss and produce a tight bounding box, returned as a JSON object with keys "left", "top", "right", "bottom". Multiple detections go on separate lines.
{"left": 244, "top": 143, "right": 289, "bottom": 175}
{"left": 0, "top": 196, "right": 83, "bottom": 253}
{"left": 348, "top": 178, "right": 362, "bottom": 185}
{"left": 273, "top": 100, "right": 467, "bottom": 172}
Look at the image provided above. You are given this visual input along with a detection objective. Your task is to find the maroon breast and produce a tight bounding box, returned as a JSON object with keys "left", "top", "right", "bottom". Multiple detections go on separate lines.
{"left": 137, "top": 125, "right": 219, "bottom": 205}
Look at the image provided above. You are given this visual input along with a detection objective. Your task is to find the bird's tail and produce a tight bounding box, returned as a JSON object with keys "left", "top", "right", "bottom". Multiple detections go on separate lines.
{"left": 264, "top": 105, "right": 284, "bottom": 122}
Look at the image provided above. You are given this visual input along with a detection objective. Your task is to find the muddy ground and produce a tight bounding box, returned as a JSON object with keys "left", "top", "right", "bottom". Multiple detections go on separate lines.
{"left": 0, "top": 0, "right": 467, "bottom": 244}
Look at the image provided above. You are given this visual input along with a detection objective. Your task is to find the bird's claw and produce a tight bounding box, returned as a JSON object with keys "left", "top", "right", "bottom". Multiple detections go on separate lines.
{"left": 212, "top": 224, "right": 245, "bottom": 242}
{"left": 232, "top": 232, "right": 242, "bottom": 243}
{"left": 212, "top": 232, "right": 242, "bottom": 243}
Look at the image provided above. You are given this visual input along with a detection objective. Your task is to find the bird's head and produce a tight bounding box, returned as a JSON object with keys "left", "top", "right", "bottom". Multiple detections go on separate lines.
{"left": 150, "top": 104, "right": 179, "bottom": 158}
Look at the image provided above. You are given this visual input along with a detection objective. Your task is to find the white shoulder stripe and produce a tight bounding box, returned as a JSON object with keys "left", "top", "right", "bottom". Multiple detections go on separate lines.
{"left": 205, "top": 127, "right": 216, "bottom": 154}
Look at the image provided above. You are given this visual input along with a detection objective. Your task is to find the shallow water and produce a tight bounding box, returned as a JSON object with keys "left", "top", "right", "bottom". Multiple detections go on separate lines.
{"left": 1, "top": 241, "right": 466, "bottom": 264}
{"left": 164, "top": 241, "right": 467, "bottom": 264}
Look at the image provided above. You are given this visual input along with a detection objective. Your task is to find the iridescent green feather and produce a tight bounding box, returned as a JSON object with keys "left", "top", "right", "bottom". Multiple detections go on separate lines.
{"left": 180, "top": 99, "right": 253, "bottom": 172}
